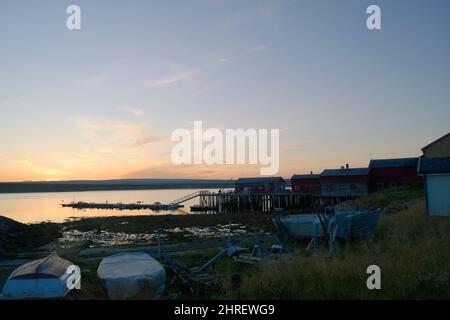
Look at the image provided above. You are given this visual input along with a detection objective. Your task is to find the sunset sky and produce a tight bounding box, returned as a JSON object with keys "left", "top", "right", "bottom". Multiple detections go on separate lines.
{"left": 1, "top": 0, "right": 450, "bottom": 181}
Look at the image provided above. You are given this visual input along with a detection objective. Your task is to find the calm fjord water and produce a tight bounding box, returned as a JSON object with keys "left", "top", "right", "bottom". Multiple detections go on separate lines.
{"left": 0, "top": 189, "right": 217, "bottom": 223}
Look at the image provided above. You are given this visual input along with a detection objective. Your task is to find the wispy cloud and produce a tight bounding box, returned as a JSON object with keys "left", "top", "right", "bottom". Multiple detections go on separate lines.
{"left": 77, "top": 72, "right": 110, "bottom": 87}
{"left": 72, "top": 116, "right": 163, "bottom": 153}
{"left": 13, "top": 160, "right": 69, "bottom": 180}
{"left": 250, "top": 45, "right": 270, "bottom": 52}
{"left": 76, "top": 59, "right": 135, "bottom": 87}
{"left": 217, "top": 58, "right": 232, "bottom": 64}
{"left": 127, "top": 137, "right": 164, "bottom": 149}
{"left": 123, "top": 162, "right": 270, "bottom": 179}
{"left": 72, "top": 116, "right": 144, "bottom": 140}
{"left": 120, "top": 106, "right": 144, "bottom": 116}
{"left": 144, "top": 70, "right": 194, "bottom": 88}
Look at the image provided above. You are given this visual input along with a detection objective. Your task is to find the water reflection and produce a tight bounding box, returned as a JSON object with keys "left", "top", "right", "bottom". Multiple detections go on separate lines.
{"left": 0, "top": 189, "right": 218, "bottom": 223}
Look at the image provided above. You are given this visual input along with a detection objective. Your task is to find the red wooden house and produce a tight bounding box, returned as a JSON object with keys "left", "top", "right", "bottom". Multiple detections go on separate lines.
{"left": 320, "top": 165, "right": 369, "bottom": 201}
{"left": 368, "top": 157, "right": 421, "bottom": 192}
{"left": 291, "top": 173, "right": 321, "bottom": 196}
{"left": 234, "top": 177, "right": 285, "bottom": 194}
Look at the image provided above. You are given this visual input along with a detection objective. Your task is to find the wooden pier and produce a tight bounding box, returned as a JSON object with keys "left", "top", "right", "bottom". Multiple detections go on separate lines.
{"left": 60, "top": 190, "right": 318, "bottom": 214}
{"left": 197, "top": 191, "right": 316, "bottom": 213}
{"left": 61, "top": 202, "right": 183, "bottom": 211}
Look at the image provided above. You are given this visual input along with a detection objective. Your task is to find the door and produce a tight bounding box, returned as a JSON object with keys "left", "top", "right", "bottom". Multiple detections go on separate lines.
{"left": 426, "top": 175, "right": 450, "bottom": 216}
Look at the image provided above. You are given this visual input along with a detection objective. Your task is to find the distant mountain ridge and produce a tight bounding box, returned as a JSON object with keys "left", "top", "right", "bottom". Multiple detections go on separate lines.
{"left": 0, "top": 179, "right": 234, "bottom": 193}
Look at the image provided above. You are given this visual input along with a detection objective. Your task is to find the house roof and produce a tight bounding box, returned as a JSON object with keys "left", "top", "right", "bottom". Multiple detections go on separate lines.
{"left": 369, "top": 157, "right": 418, "bottom": 169}
{"left": 421, "top": 132, "right": 450, "bottom": 152}
{"left": 235, "top": 177, "right": 285, "bottom": 184}
{"left": 417, "top": 157, "right": 450, "bottom": 174}
{"left": 291, "top": 174, "right": 320, "bottom": 180}
{"left": 321, "top": 168, "right": 369, "bottom": 177}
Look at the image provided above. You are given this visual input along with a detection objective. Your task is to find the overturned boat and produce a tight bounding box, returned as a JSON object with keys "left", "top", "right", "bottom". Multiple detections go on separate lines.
{"left": 97, "top": 252, "right": 165, "bottom": 300}
{"left": 1, "top": 253, "right": 78, "bottom": 300}
{"left": 274, "top": 210, "right": 381, "bottom": 244}
{"left": 328, "top": 210, "right": 381, "bottom": 240}
{"left": 273, "top": 214, "right": 325, "bottom": 240}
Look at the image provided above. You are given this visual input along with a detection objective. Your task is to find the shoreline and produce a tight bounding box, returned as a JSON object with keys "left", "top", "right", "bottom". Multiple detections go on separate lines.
{"left": 1, "top": 211, "right": 281, "bottom": 258}
{"left": 0, "top": 183, "right": 230, "bottom": 194}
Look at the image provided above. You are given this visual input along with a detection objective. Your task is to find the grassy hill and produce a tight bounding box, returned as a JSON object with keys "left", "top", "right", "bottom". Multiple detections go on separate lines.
{"left": 231, "top": 184, "right": 450, "bottom": 299}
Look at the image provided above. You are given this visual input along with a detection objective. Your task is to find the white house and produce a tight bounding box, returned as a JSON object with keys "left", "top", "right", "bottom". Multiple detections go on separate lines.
{"left": 417, "top": 157, "right": 450, "bottom": 216}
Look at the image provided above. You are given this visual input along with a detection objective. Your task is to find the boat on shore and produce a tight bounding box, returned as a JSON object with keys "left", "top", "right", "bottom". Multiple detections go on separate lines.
{"left": 273, "top": 214, "right": 325, "bottom": 240}
{"left": 327, "top": 210, "right": 381, "bottom": 240}
{"left": 273, "top": 210, "right": 381, "bottom": 242}
{"left": 97, "top": 252, "right": 166, "bottom": 300}
{"left": 1, "top": 253, "right": 78, "bottom": 300}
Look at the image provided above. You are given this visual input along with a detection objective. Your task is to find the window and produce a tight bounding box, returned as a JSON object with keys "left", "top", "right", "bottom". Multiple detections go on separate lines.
{"left": 390, "top": 182, "right": 398, "bottom": 188}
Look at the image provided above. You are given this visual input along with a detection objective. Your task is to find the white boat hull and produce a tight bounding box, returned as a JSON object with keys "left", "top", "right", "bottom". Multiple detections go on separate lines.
{"left": 276, "top": 214, "right": 325, "bottom": 239}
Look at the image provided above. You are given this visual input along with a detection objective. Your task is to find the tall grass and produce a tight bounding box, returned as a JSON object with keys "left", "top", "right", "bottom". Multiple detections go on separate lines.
{"left": 233, "top": 186, "right": 450, "bottom": 299}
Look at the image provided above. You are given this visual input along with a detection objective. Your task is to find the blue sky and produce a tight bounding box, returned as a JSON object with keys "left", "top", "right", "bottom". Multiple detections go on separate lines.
{"left": 0, "top": 0, "right": 449, "bottom": 181}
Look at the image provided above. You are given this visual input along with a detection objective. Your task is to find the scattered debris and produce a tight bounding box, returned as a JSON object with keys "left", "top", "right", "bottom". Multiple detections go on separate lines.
{"left": 234, "top": 232, "right": 273, "bottom": 264}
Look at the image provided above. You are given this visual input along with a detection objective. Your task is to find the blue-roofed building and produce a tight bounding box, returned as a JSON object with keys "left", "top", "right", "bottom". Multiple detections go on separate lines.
{"left": 418, "top": 157, "right": 450, "bottom": 216}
